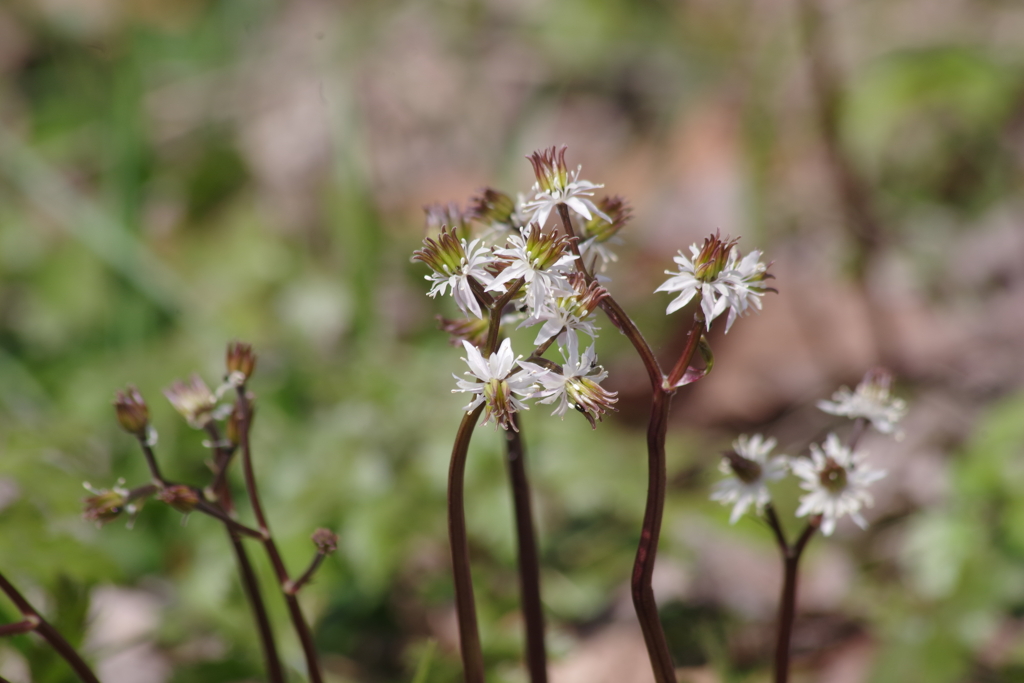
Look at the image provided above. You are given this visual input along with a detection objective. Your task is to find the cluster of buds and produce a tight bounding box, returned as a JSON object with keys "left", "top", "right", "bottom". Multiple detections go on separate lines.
{"left": 712, "top": 369, "right": 903, "bottom": 535}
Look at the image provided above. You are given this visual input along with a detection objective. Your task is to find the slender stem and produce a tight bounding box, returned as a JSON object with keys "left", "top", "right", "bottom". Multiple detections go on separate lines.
{"left": 504, "top": 414, "right": 548, "bottom": 683}
{"left": 287, "top": 553, "right": 326, "bottom": 595}
{"left": 555, "top": 204, "right": 591, "bottom": 281}
{"left": 227, "top": 531, "right": 285, "bottom": 683}
{"left": 449, "top": 405, "right": 487, "bottom": 683}
{"left": 665, "top": 317, "right": 706, "bottom": 389}
{"left": 194, "top": 501, "right": 264, "bottom": 539}
{"left": 0, "top": 570, "right": 100, "bottom": 683}
{"left": 631, "top": 388, "right": 678, "bottom": 683}
{"left": 0, "top": 619, "right": 37, "bottom": 636}
{"left": 235, "top": 387, "right": 324, "bottom": 683}
{"left": 558, "top": 202, "right": 680, "bottom": 681}
{"left": 137, "top": 439, "right": 166, "bottom": 485}
{"left": 484, "top": 278, "right": 525, "bottom": 354}
{"left": 556, "top": 205, "right": 663, "bottom": 387}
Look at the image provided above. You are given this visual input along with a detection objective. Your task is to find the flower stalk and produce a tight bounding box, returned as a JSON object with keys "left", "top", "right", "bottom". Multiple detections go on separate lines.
{"left": 0, "top": 569, "right": 100, "bottom": 683}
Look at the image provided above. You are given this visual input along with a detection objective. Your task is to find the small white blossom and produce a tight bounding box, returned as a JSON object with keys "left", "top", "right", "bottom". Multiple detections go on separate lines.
{"left": 655, "top": 234, "right": 771, "bottom": 333}
{"left": 710, "top": 434, "right": 789, "bottom": 524}
{"left": 818, "top": 369, "right": 907, "bottom": 437}
{"left": 523, "top": 146, "right": 609, "bottom": 227}
{"left": 488, "top": 225, "right": 577, "bottom": 312}
{"left": 413, "top": 228, "right": 496, "bottom": 319}
{"left": 518, "top": 275, "right": 606, "bottom": 347}
{"left": 452, "top": 339, "right": 538, "bottom": 431}
{"left": 791, "top": 433, "right": 886, "bottom": 536}
{"left": 519, "top": 335, "right": 617, "bottom": 426}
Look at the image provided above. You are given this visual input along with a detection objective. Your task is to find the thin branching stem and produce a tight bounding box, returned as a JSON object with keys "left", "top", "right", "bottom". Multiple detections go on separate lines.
{"left": 287, "top": 553, "right": 327, "bottom": 595}
{"left": 0, "top": 570, "right": 100, "bottom": 683}
{"left": 235, "top": 386, "right": 324, "bottom": 683}
{"left": 765, "top": 505, "right": 820, "bottom": 683}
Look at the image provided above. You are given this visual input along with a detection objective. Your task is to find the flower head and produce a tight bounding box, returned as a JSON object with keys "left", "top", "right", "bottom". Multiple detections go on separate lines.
{"left": 488, "top": 224, "right": 578, "bottom": 312}
{"left": 452, "top": 338, "right": 538, "bottom": 431}
{"left": 818, "top": 368, "right": 907, "bottom": 437}
{"left": 710, "top": 434, "right": 788, "bottom": 524}
{"left": 164, "top": 374, "right": 218, "bottom": 429}
{"left": 655, "top": 233, "right": 773, "bottom": 333}
{"left": 579, "top": 195, "right": 631, "bottom": 271}
{"left": 519, "top": 273, "right": 607, "bottom": 347}
{"left": 524, "top": 146, "right": 609, "bottom": 227}
{"left": 519, "top": 335, "right": 617, "bottom": 428}
{"left": 413, "top": 226, "right": 495, "bottom": 319}
{"left": 437, "top": 315, "right": 490, "bottom": 348}
{"left": 791, "top": 433, "right": 886, "bottom": 536}
{"left": 83, "top": 480, "right": 143, "bottom": 527}
{"left": 113, "top": 385, "right": 149, "bottom": 437}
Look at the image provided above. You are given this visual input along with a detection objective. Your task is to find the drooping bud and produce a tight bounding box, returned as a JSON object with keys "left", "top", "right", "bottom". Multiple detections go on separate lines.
{"left": 470, "top": 188, "right": 517, "bottom": 227}
{"left": 437, "top": 315, "right": 489, "bottom": 348}
{"left": 582, "top": 195, "right": 631, "bottom": 243}
{"left": 113, "top": 385, "right": 149, "bottom": 438}
{"left": 226, "top": 342, "right": 257, "bottom": 385}
{"left": 164, "top": 375, "right": 218, "bottom": 429}
{"left": 565, "top": 375, "right": 618, "bottom": 429}
{"left": 425, "top": 202, "right": 471, "bottom": 240}
{"left": 311, "top": 528, "right": 339, "bottom": 554}
{"left": 157, "top": 485, "right": 200, "bottom": 513}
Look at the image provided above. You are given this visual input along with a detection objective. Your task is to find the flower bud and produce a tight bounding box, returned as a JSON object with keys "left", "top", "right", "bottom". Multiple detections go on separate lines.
{"left": 226, "top": 342, "right": 257, "bottom": 385}
{"left": 470, "top": 188, "right": 517, "bottom": 227}
{"left": 425, "top": 202, "right": 471, "bottom": 240}
{"left": 83, "top": 487, "right": 128, "bottom": 526}
{"left": 113, "top": 385, "right": 149, "bottom": 437}
{"left": 157, "top": 485, "right": 200, "bottom": 513}
{"left": 311, "top": 528, "right": 339, "bottom": 554}
{"left": 437, "top": 315, "right": 489, "bottom": 348}
{"left": 582, "top": 195, "right": 631, "bottom": 243}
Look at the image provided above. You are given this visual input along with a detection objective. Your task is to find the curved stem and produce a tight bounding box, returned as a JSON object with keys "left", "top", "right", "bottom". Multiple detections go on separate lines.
{"left": 449, "top": 405, "right": 487, "bottom": 683}
{"left": 504, "top": 415, "right": 548, "bottom": 683}
{"left": 631, "top": 388, "right": 677, "bottom": 683}
{"left": 665, "top": 318, "right": 706, "bottom": 389}
{"left": 235, "top": 387, "right": 324, "bottom": 683}
{"left": 0, "top": 570, "right": 100, "bottom": 683}
{"left": 766, "top": 509, "right": 819, "bottom": 683}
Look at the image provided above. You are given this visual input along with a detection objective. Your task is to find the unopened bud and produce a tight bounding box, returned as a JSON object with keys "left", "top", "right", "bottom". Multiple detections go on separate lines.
{"left": 83, "top": 486, "right": 128, "bottom": 526}
{"left": 226, "top": 342, "right": 257, "bottom": 385}
{"left": 157, "top": 485, "right": 200, "bottom": 513}
{"left": 425, "top": 202, "right": 471, "bottom": 240}
{"left": 470, "top": 188, "right": 516, "bottom": 227}
{"left": 437, "top": 316, "right": 489, "bottom": 348}
{"left": 113, "top": 385, "right": 149, "bottom": 437}
{"left": 311, "top": 528, "right": 339, "bottom": 554}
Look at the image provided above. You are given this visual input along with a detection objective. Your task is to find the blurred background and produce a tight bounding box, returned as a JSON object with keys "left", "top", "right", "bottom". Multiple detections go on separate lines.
{"left": 2, "top": 0, "right": 1024, "bottom": 681}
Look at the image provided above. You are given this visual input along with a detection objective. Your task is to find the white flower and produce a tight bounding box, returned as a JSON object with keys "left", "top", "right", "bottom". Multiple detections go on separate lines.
{"left": 452, "top": 339, "right": 538, "bottom": 431}
{"left": 523, "top": 146, "right": 609, "bottom": 227}
{"left": 488, "top": 225, "right": 577, "bottom": 312}
{"left": 518, "top": 275, "right": 606, "bottom": 347}
{"left": 791, "top": 433, "right": 886, "bottom": 536}
{"left": 710, "top": 434, "right": 789, "bottom": 524}
{"left": 519, "top": 335, "right": 617, "bottom": 426}
{"left": 655, "top": 234, "right": 771, "bottom": 333}
{"left": 413, "top": 228, "right": 496, "bottom": 319}
{"left": 818, "top": 369, "right": 907, "bottom": 437}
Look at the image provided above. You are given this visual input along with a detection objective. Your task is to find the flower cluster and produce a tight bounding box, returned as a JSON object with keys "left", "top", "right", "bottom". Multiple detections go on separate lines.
{"left": 710, "top": 368, "right": 904, "bottom": 536}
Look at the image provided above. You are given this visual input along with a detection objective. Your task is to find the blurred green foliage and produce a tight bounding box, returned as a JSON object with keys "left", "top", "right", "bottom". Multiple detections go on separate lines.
{"left": 1, "top": 1, "right": 1024, "bottom": 682}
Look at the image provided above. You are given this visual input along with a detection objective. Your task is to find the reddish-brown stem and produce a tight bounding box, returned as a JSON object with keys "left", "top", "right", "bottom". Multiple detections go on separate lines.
{"left": 765, "top": 506, "right": 819, "bottom": 683}
{"left": 0, "top": 619, "right": 36, "bottom": 636}
{"left": 235, "top": 387, "right": 324, "bottom": 683}
{"left": 227, "top": 531, "right": 285, "bottom": 683}
{"left": 557, "top": 202, "right": 681, "bottom": 683}
{"left": 484, "top": 278, "right": 526, "bottom": 354}
{"left": 135, "top": 429, "right": 282, "bottom": 681}
{"left": 0, "top": 570, "right": 100, "bottom": 683}
{"left": 448, "top": 405, "right": 487, "bottom": 683}
{"left": 555, "top": 204, "right": 590, "bottom": 281}
{"left": 287, "top": 553, "right": 327, "bottom": 595}
{"left": 505, "top": 414, "right": 548, "bottom": 683}
{"left": 666, "top": 317, "right": 707, "bottom": 389}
